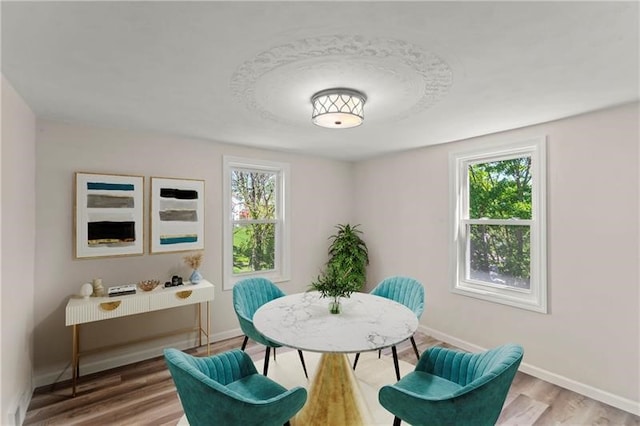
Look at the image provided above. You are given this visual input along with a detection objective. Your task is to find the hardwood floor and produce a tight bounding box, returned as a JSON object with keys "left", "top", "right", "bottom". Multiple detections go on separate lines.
{"left": 25, "top": 332, "right": 639, "bottom": 425}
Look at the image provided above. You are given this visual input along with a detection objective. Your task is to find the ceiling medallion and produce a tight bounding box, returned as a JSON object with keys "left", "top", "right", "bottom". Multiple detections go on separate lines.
{"left": 230, "top": 35, "right": 453, "bottom": 125}
{"left": 311, "top": 88, "right": 366, "bottom": 129}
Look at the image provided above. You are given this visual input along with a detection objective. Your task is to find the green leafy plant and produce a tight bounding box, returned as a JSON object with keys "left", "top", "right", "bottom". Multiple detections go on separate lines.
{"left": 310, "top": 263, "right": 361, "bottom": 300}
{"left": 310, "top": 224, "right": 369, "bottom": 299}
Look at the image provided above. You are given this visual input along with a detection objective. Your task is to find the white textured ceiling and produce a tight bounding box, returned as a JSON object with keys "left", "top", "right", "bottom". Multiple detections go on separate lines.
{"left": 2, "top": 1, "right": 638, "bottom": 161}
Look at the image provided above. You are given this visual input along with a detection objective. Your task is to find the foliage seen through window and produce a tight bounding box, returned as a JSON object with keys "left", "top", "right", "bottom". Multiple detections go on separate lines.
{"left": 231, "top": 170, "right": 277, "bottom": 274}
{"left": 467, "top": 157, "right": 532, "bottom": 289}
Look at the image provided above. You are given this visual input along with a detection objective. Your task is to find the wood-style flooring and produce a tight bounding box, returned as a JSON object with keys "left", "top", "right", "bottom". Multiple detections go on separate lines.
{"left": 25, "top": 332, "right": 639, "bottom": 425}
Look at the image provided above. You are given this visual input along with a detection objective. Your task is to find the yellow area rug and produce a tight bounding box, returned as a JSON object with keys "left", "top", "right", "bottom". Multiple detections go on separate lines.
{"left": 177, "top": 350, "right": 414, "bottom": 425}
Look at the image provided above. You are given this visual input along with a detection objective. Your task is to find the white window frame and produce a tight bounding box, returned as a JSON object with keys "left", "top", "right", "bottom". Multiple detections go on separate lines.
{"left": 449, "top": 137, "right": 547, "bottom": 313}
{"left": 223, "top": 156, "right": 290, "bottom": 290}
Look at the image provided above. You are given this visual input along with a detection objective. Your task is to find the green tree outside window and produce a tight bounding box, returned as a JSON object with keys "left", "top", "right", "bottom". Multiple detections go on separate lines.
{"left": 231, "top": 170, "right": 277, "bottom": 274}
{"left": 468, "top": 157, "right": 532, "bottom": 289}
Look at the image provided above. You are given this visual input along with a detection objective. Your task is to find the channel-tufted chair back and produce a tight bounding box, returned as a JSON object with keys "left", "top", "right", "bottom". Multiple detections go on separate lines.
{"left": 232, "top": 277, "right": 309, "bottom": 378}
{"left": 353, "top": 276, "right": 425, "bottom": 379}
{"left": 419, "top": 344, "right": 522, "bottom": 387}
{"left": 370, "top": 276, "right": 424, "bottom": 319}
{"left": 233, "top": 277, "right": 286, "bottom": 346}
{"left": 378, "top": 343, "right": 524, "bottom": 426}
{"left": 164, "top": 348, "right": 307, "bottom": 426}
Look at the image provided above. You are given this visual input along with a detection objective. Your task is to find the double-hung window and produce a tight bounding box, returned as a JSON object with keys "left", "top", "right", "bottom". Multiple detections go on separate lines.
{"left": 450, "top": 137, "right": 547, "bottom": 313}
{"left": 223, "top": 156, "right": 290, "bottom": 290}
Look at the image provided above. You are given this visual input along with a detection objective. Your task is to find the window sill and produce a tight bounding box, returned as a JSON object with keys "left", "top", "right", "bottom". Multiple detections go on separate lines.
{"left": 452, "top": 283, "right": 547, "bottom": 314}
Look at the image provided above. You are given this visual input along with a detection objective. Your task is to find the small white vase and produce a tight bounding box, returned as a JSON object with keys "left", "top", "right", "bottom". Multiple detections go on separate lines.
{"left": 80, "top": 283, "right": 93, "bottom": 299}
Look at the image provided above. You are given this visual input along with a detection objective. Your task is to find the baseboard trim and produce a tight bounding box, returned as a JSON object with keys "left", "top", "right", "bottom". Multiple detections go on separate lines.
{"left": 6, "top": 385, "right": 32, "bottom": 426}
{"left": 33, "top": 329, "right": 245, "bottom": 389}
{"left": 212, "top": 327, "right": 243, "bottom": 342}
{"left": 420, "top": 326, "right": 640, "bottom": 416}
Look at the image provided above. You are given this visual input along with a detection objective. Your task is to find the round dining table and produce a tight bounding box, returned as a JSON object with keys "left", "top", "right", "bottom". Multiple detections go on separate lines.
{"left": 253, "top": 290, "right": 418, "bottom": 426}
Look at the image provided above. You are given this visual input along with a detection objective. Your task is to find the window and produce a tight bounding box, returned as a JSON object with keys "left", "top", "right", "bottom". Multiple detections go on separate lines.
{"left": 450, "top": 137, "right": 547, "bottom": 313}
{"left": 223, "top": 156, "right": 290, "bottom": 290}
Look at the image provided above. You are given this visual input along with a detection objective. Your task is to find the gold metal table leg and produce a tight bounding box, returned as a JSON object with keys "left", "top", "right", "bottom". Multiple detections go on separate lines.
{"left": 206, "top": 301, "right": 211, "bottom": 355}
{"left": 71, "top": 324, "right": 79, "bottom": 397}
{"left": 196, "top": 302, "right": 211, "bottom": 355}
{"left": 197, "top": 304, "right": 202, "bottom": 347}
{"left": 292, "top": 353, "right": 369, "bottom": 426}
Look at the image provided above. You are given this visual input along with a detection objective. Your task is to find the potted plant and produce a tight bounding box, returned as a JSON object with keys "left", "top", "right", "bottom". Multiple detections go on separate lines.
{"left": 310, "top": 224, "right": 369, "bottom": 313}
{"left": 311, "top": 264, "right": 361, "bottom": 314}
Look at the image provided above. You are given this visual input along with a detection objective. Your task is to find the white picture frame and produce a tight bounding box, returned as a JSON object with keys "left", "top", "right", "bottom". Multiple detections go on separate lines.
{"left": 150, "top": 177, "right": 205, "bottom": 254}
{"left": 74, "top": 172, "right": 145, "bottom": 259}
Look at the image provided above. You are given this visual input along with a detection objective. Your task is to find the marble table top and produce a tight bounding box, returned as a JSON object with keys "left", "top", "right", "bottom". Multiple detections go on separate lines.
{"left": 253, "top": 291, "right": 418, "bottom": 353}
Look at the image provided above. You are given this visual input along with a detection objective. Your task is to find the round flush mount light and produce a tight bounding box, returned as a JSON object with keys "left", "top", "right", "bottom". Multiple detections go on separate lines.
{"left": 311, "top": 88, "right": 366, "bottom": 129}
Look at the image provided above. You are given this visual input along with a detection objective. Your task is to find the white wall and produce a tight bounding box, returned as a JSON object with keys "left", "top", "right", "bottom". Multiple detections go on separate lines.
{"left": 28, "top": 103, "right": 640, "bottom": 414}
{"left": 1, "top": 75, "right": 37, "bottom": 425}
{"left": 33, "top": 120, "right": 353, "bottom": 385}
{"left": 354, "top": 103, "right": 639, "bottom": 412}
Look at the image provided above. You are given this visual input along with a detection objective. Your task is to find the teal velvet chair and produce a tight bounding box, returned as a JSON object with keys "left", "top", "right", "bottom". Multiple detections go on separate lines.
{"left": 233, "top": 277, "right": 308, "bottom": 378}
{"left": 353, "top": 276, "right": 425, "bottom": 380}
{"left": 378, "top": 343, "right": 524, "bottom": 426}
{"left": 164, "top": 348, "right": 307, "bottom": 426}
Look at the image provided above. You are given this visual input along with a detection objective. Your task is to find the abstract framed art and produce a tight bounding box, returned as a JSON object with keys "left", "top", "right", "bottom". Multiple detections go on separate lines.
{"left": 150, "top": 177, "right": 205, "bottom": 253}
{"left": 74, "top": 172, "right": 145, "bottom": 259}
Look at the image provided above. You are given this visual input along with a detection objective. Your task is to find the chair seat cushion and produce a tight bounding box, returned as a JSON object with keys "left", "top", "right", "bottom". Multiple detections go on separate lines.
{"left": 227, "top": 373, "right": 289, "bottom": 401}
{"left": 395, "top": 371, "right": 463, "bottom": 398}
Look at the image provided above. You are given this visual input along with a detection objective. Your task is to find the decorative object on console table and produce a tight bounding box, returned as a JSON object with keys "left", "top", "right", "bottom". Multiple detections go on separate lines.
{"left": 107, "top": 284, "right": 137, "bottom": 297}
{"left": 80, "top": 283, "right": 93, "bottom": 299}
{"left": 91, "top": 278, "right": 105, "bottom": 297}
{"left": 150, "top": 177, "right": 205, "bottom": 254}
{"left": 190, "top": 269, "right": 203, "bottom": 284}
{"left": 165, "top": 275, "right": 184, "bottom": 287}
{"left": 74, "top": 172, "right": 144, "bottom": 259}
{"left": 184, "top": 251, "right": 204, "bottom": 284}
{"left": 138, "top": 279, "right": 161, "bottom": 292}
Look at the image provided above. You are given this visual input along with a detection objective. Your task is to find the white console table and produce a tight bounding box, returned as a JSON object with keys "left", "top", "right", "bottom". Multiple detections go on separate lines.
{"left": 65, "top": 279, "right": 215, "bottom": 396}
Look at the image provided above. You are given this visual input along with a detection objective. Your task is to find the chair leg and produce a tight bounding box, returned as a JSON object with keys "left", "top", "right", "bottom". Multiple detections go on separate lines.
{"left": 393, "top": 416, "right": 402, "bottom": 426}
{"left": 273, "top": 347, "right": 276, "bottom": 360}
{"left": 297, "top": 350, "right": 309, "bottom": 379}
{"left": 263, "top": 347, "right": 271, "bottom": 376}
{"left": 410, "top": 335, "right": 420, "bottom": 360}
{"left": 391, "top": 345, "right": 400, "bottom": 381}
{"left": 352, "top": 353, "right": 360, "bottom": 370}
{"left": 241, "top": 335, "right": 249, "bottom": 351}
{"left": 378, "top": 349, "right": 382, "bottom": 359}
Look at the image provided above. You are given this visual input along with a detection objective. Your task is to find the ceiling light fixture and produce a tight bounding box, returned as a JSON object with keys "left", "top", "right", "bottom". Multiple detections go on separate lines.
{"left": 311, "top": 88, "right": 366, "bottom": 129}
